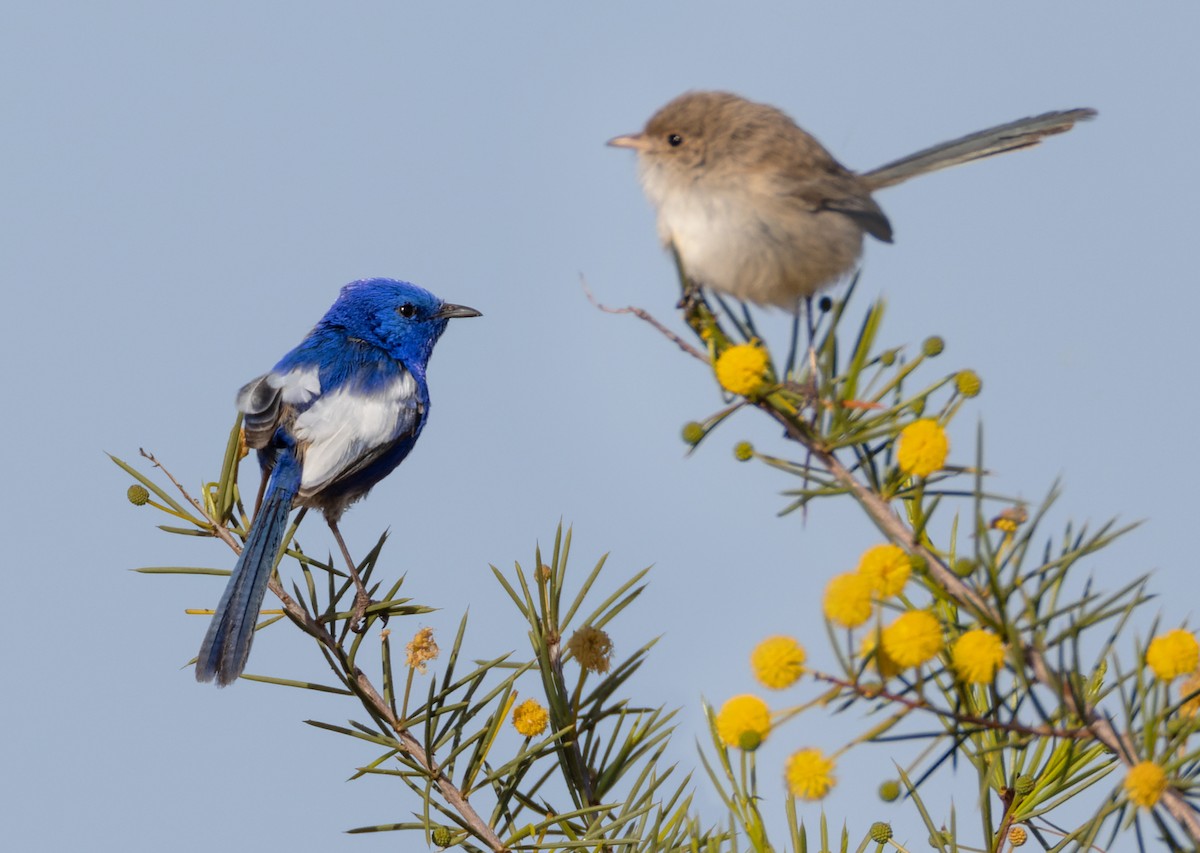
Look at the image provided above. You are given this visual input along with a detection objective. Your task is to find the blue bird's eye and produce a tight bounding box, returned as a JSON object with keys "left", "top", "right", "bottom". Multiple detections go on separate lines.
{"left": 397, "top": 303, "right": 416, "bottom": 318}
{"left": 667, "top": 133, "right": 683, "bottom": 147}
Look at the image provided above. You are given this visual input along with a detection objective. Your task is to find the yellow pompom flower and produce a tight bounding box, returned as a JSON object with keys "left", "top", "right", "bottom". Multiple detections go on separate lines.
{"left": 823, "top": 572, "right": 874, "bottom": 629}
{"left": 952, "top": 629, "right": 1005, "bottom": 684}
{"left": 860, "top": 629, "right": 902, "bottom": 680}
{"left": 715, "top": 695, "right": 771, "bottom": 751}
{"left": 512, "top": 699, "right": 549, "bottom": 738}
{"left": 784, "top": 748, "right": 836, "bottom": 800}
{"left": 1008, "top": 825, "right": 1028, "bottom": 846}
{"left": 751, "top": 636, "right": 806, "bottom": 689}
{"left": 1124, "top": 760, "right": 1169, "bottom": 809}
{"left": 856, "top": 543, "right": 912, "bottom": 598}
{"left": 881, "top": 611, "right": 943, "bottom": 669}
{"left": 1146, "top": 629, "right": 1200, "bottom": 681}
{"left": 715, "top": 343, "right": 771, "bottom": 397}
{"left": 896, "top": 418, "right": 949, "bottom": 478}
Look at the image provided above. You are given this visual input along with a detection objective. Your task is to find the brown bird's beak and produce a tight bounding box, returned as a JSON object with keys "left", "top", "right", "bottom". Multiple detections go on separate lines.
{"left": 606, "top": 133, "right": 647, "bottom": 150}
{"left": 433, "top": 303, "right": 482, "bottom": 320}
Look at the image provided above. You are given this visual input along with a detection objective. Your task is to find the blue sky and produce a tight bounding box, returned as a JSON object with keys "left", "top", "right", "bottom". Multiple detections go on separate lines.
{"left": 4, "top": 4, "right": 1197, "bottom": 850}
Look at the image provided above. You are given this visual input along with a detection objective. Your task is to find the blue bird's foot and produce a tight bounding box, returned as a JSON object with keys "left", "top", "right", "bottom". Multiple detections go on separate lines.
{"left": 351, "top": 588, "right": 372, "bottom": 634}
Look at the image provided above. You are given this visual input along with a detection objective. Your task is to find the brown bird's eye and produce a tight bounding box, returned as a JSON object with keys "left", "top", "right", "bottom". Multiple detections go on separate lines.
{"left": 397, "top": 303, "right": 416, "bottom": 318}
{"left": 667, "top": 133, "right": 683, "bottom": 147}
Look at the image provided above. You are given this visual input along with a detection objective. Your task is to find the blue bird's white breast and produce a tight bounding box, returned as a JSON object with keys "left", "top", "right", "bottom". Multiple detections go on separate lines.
{"left": 291, "top": 369, "right": 421, "bottom": 494}
{"left": 235, "top": 352, "right": 427, "bottom": 514}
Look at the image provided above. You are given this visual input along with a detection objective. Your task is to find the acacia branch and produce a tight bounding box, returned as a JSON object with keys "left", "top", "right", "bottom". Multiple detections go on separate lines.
{"left": 150, "top": 452, "right": 510, "bottom": 852}
{"left": 769, "top": 408, "right": 1200, "bottom": 841}
{"left": 611, "top": 293, "right": 1200, "bottom": 842}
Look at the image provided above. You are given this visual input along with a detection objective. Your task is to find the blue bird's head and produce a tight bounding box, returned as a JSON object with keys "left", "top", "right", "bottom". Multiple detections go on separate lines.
{"left": 322, "top": 278, "right": 481, "bottom": 366}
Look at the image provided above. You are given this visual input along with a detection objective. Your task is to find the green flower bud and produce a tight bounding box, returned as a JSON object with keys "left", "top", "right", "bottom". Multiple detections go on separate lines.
{"left": 431, "top": 826, "right": 453, "bottom": 847}
{"left": 955, "top": 370, "right": 982, "bottom": 398}
{"left": 878, "top": 779, "right": 901, "bottom": 802}
{"left": 682, "top": 422, "right": 705, "bottom": 446}
{"left": 733, "top": 441, "right": 754, "bottom": 462}
{"left": 127, "top": 485, "right": 150, "bottom": 506}
{"left": 910, "top": 397, "right": 926, "bottom": 417}
{"left": 922, "top": 336, "right": 945, "bottom": 357}
{"left": 738, "top": 731, "right": 763, "bottom": 751}
{"left": 879, "top": 350, "right": 897, "bottom": 367}
{"left": 953, "top": 557, "right": 976, "bottom": 578}
{"left": 1014, "top": 774, "right": 1035, "bottom": 795}
{"left": 909, "top": 554, "right": 928, "bottom": 574}
{"left": 870, "top": 822, "right": 894, "bottom": 843}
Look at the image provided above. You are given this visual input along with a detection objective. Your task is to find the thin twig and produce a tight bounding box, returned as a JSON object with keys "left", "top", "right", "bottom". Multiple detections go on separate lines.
{"left": 812, "top": 672, "right": 1091, "bottom": 740}
{"left": 140, "top": 448, "right": 243, "bottom": 553}
{"left": 581, "top": 275, "right": 709, "bottom": 363}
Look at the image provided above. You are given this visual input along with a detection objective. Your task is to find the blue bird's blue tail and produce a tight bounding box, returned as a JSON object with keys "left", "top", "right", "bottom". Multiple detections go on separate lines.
{"left": 195, "top": 451, "right": 300, "bottom": 686}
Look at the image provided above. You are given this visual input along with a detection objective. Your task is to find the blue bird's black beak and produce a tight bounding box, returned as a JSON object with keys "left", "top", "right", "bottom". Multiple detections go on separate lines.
{"left": 433, "top": 303, "right": 482, "bottom": 320}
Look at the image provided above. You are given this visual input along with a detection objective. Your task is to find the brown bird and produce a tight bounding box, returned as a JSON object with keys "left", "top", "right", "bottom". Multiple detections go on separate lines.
{"left": 609, "top": 91, "right": 1095, "bottom": 308}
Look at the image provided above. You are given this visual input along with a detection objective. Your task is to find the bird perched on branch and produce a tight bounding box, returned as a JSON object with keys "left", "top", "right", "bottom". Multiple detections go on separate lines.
{"left": 196, "top": 278, "right": 481, "bottom": 686}
{"left": 609, "top": 91, "right": 1095, "bottom": 309}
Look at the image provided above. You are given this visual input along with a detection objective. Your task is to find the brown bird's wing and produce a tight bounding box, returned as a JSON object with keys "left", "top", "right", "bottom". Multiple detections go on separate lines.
{"left": 819, "top": 192, "right": 894, "bottom": 243}
{"left": 778, "top": 170, "right": 894, "bottom": 244}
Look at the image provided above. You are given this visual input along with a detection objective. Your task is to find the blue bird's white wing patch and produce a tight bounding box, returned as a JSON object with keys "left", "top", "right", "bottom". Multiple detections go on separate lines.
{"left": 293, "top": 371, "right": 422, "bottom": 494}
{"left": 268, "top": 366, "right": 321, "bottom": 404}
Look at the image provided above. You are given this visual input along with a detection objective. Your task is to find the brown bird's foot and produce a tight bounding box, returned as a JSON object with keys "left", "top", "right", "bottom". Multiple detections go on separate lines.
{"left": 675, "top": 283, "right": 706, "bottom": 312}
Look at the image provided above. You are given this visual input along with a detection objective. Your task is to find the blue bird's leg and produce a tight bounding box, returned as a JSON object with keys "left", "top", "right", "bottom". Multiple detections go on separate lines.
{"left": 196, "top": 450, "right": 301, "bottom": 686}
{"left": 327, "top": 518, "right": 375, "bottom": 634}
{"left": 252, "top": 468, "right": 270, "bottom": 516}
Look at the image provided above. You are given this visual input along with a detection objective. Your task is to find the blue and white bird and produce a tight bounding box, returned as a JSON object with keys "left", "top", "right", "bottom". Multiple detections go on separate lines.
{"left": 196, "top": 278, "right": 480, "bottom": 686}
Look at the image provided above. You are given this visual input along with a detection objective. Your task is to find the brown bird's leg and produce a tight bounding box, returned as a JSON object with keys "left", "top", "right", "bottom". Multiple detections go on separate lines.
{"left": 805, "top": 296, "right": 820, "bottom": 389}
{"left": 327, "top": 518, "right": 373, "bottom": 633}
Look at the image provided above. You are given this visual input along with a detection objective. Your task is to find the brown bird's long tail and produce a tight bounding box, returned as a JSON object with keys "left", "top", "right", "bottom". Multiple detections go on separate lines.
{"left": 860, "top": 108, "right": 1097, "bottom": 191}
